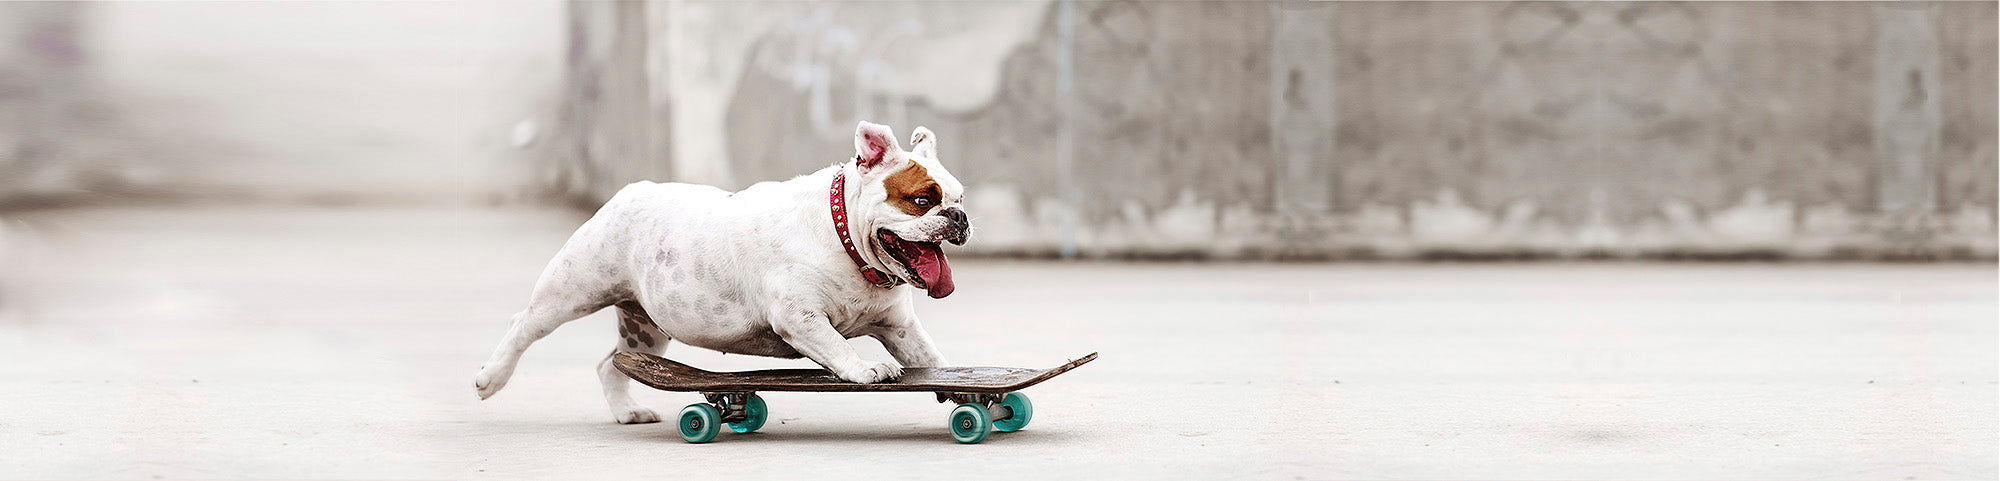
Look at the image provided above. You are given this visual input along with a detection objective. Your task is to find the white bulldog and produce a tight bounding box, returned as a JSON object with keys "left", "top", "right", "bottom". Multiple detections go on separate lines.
{"left": 474, "top": 121, "right": 968, "bottom": 424}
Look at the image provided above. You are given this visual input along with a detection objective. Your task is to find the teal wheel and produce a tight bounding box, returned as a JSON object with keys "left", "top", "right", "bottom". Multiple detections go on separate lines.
{"left": 992, "top": 392, "right": 1033, "bottom": 433}
{"left": 949, "top": 403, "right": 991, "bottom": 444}
{"left": 678, "top": 404, "right": 722, "bottom": 443}
{"left": 727, "top": 393, "right": 768, "bottom": 434}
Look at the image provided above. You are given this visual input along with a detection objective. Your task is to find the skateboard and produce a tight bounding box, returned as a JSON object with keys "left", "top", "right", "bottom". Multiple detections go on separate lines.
{"left": 612, "top": 351, "right": 1098, "bottom": 444}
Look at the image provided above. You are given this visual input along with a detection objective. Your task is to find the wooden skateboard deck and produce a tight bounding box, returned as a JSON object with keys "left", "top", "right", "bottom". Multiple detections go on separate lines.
{"left": 614, "top": 351, "right": 1098, "bottom": 394}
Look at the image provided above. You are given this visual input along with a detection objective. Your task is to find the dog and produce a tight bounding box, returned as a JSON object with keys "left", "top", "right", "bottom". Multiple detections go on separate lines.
{"left": 474, "top": 121, "right": 969, "bottom": 424}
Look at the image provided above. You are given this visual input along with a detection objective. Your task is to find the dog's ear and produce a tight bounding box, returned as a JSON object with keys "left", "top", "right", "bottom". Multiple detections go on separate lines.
{"left": 854, "top": 121, "right": 903, "bottom": 173}
{"left": 909, "top": 126, "right": 937, "bottom": 159}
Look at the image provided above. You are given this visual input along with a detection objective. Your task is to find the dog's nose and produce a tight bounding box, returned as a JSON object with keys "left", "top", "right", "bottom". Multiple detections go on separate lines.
{"left": 941, "top": 207, "right": 970, "bottom": 245}
{"left": 942, "top": 207, "right": 967, "bottom": 227}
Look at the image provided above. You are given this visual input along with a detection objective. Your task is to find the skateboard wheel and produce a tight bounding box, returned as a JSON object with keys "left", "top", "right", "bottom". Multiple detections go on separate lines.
{"left": 992, "top": 392, "right": 1033, "bottom": 433}
{"left": 949, "top": 403, "right": 990, "bottom": 444}
{"left": 727, "top": 393, "right": 768, "bottom": 434}
{"left": 679, "top": 404, "right": 721, "bottom": 443}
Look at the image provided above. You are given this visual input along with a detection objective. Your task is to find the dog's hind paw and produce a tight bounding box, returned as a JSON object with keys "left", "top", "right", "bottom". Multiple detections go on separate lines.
{"left": 473, "top": 364, "right": 511, "bottom": 400}
{"left": 612, "top": 406, "right": 661, "bottom": 424}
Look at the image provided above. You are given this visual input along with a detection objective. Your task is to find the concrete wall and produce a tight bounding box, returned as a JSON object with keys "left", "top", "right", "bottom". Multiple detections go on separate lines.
{"left": 0, "top": 2, "right": 565, "bottom": 206}
{"left": 4, "top": 2, "right": 1990, "bottom": 260}
{"left": 676, "top": 0, "right": 2000, "bottom": 258}
{"left": 552, "top": 1, "right": 1996, "bottom": 260}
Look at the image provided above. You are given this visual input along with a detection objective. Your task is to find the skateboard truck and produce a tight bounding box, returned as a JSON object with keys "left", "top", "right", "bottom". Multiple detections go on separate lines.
{"left": 678, "top": 391, "right": 770, "bottom": 443}
{"left": 700, "top": 392, "right": 755, "bottom": 424}
{"left": 938, "top": 392, "right": 1018, "bottom": 425}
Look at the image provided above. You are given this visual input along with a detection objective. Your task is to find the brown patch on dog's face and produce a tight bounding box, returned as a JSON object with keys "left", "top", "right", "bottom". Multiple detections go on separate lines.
{"left": 883, "top": 162, "right": 941, "bottom": 216}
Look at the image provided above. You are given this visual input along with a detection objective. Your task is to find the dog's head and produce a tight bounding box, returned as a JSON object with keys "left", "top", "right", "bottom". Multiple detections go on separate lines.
{"left": 848, "top": 121, "right": 968, "bottom": 299}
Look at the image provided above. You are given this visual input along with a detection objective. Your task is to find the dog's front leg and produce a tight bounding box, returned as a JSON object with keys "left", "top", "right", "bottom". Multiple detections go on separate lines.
{"left": 769, "top": 304, "right": 902, "bottom": 384}
{"left": 871, "top": 300, "right": 949, "bottom": 368}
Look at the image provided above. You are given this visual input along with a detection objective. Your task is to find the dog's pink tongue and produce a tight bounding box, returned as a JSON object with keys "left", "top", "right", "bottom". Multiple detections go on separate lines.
{"left": 906, "top": 242, "right": 954, "bottom": 298}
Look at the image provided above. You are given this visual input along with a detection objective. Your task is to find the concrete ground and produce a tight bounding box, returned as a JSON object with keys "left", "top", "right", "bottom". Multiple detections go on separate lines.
{"left": 0, "top": 205, "right": 1993, "bottom": 480}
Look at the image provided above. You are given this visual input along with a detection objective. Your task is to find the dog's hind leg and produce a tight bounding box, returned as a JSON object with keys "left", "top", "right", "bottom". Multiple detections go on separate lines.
{"left": 473, "top": 298, "right": 612, "bottom": 400}
{"left": 474, "top": 256, "right": 625, "bottom": 400}
{"left": 598, "top": 301, "right": 670, "bottom": 424}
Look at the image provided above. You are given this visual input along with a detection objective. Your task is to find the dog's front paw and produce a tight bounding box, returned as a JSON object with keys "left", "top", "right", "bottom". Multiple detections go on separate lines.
{"left": 838, "top": 360, "right": 903, "bottom": 384}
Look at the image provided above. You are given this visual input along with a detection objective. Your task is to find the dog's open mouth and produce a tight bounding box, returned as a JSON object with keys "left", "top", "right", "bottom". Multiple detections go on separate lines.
{"left": 876, "top": 229, "right": 954, "bottom": 298}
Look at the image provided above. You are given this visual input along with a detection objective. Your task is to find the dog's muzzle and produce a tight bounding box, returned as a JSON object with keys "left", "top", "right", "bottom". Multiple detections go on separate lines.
{"left": 941, "top": 207, "right": 970, "bottom": 245}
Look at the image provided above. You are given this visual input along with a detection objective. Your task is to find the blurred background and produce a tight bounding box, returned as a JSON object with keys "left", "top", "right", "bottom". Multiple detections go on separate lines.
{"left": 0, "top": 1, "right": 1993, "bottom": 480}
{"left": 2, "top": 1, "right": 1992, "bottom": 258}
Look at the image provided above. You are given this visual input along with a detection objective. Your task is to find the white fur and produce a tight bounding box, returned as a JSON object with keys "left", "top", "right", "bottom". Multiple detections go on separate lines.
{"left": 474, "top": 121, "right": 967, "bottom": 424}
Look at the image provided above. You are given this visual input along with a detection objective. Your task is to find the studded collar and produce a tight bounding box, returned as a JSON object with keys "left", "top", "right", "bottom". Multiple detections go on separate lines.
{"left": 830, "top": 167, "right": 902, "bottom": 289}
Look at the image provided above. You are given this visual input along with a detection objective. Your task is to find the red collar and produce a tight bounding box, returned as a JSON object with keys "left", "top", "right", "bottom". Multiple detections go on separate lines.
{"left": 831, "top": 169, "right": 901, "bottom": 288}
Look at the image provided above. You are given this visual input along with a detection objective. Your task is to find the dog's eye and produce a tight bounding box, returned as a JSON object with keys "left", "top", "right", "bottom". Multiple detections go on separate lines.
{"left": 911, "top": 197, "right": 932, "bottom": 207}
